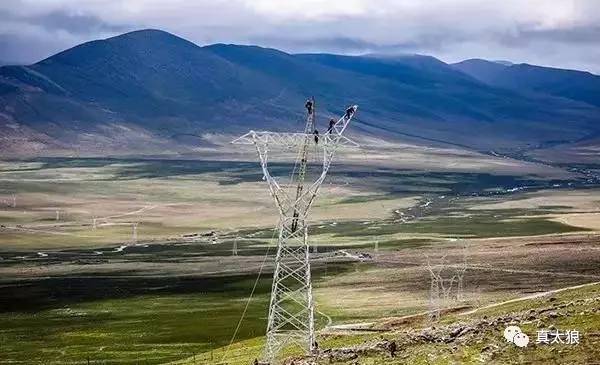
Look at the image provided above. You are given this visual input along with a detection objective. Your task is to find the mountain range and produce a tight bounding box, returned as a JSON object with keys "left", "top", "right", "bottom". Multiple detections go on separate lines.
{"left": 0, "top": 29, "right": 599, "bottom": 156}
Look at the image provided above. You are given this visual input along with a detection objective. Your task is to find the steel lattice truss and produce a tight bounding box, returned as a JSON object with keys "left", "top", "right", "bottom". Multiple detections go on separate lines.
{"left": 232, "top": 105, "right": 358, "bottom": 363}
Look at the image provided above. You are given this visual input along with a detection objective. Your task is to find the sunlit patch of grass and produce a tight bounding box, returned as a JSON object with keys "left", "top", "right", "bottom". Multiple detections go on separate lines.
{"left": 307, "top": 283, "right": 600, "bottom": 365}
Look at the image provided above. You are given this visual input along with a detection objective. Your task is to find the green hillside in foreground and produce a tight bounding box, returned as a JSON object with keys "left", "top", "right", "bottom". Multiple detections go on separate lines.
{"left": 176, "top": 282, "right": 600, "bottom": 364}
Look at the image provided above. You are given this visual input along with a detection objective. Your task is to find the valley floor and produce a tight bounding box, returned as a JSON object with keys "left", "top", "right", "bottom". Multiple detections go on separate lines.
{"left": 0, "top": 155, "right": 599, "bottom": 364}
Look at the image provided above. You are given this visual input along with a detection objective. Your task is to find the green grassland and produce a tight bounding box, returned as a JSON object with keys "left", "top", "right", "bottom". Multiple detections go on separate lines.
{"left": 0, "top": 264, "right": 355, "bottom": 364}
{"left": 0, "top": 276, "right": 270, "bottom": 364}
{"left": 1, "top": 158, "right": 599, "bottom": 364}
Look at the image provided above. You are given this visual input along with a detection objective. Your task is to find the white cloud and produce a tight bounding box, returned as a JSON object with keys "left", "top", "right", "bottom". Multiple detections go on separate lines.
{"left": 244, "top": 0, "right": 368, "bottom": 21}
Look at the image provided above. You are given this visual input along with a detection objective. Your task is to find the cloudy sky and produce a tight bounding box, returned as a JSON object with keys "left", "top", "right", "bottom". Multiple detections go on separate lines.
{"left": 1, "top": 0, "right": 599, "bottom": 73}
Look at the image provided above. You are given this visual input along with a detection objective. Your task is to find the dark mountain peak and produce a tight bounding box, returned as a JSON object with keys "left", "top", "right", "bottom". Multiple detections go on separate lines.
{"left": 108, "top": 28, "right": 198, "bottom": 48}
{"left": 118, "top": 28, "right": 174, "bottom": 38}
{"left": 16, "top": 28, "right": 244, "bottom": 107}
{"left": 364, "top": 52, "right": 449, "bottom": 69}
{"left": 34, "top": 28, "right": 200, "bottom": 68}
{"left": 203, "top": 43, "right": 302, "bottom": 78}
{"left": 204, "top": 43, "right": 292, "bottom": 59}
{"left": 510, "top": 62, "right": 597, "bottom": 78}
{"left": 294, "top": 52, "right": 478, "bottom": 89}
{"left": 453, "top": 58, "right": 508, "bottom": 67}
{"left": 455, "top": 59, "right": 600, "bottom": 107}
{"left": 382, "top": 53, "right": 445, "bottom": 63}
{"left": 452, "top": 58, "right": 510, "bottom": 84}
{"left": 366, "top": 52, "right": 440, "bottom": 60}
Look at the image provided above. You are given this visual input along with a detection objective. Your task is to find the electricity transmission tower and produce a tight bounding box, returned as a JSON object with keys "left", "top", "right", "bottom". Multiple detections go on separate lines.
{"left": 233, "top": 100, "right": 358, "bottom": 363}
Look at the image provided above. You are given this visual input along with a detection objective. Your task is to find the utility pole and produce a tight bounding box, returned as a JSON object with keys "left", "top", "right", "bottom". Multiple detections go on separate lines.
{"left": 232, "top": 237, "right": 238, "bottom": 256}
{"left": 233, "top": 100, "right": 358, "bottom": 363}
{"left": 132, "top": 223, "right": 138, "bottom": 243}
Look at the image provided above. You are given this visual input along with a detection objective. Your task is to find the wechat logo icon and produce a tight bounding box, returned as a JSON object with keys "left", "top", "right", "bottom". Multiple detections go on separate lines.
{"left": 504, "top": 326, "right": 529, "bottom": 348}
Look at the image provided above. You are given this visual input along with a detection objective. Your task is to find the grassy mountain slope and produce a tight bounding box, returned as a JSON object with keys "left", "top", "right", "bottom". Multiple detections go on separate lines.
{"left": 175, "top": 282, "right": 600, "bottom": 364}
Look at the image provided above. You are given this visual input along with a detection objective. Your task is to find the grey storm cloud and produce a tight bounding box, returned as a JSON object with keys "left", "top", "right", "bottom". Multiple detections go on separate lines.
{"left": 0, "top": 0, "right": 599, "bottom": 73}
{"left": 0, "top": 7, "right": 130, "bottom": 35}
{"left": 30, "top": 10, "right": 130, "bottom": 35}
{"left": 0, "top": 1, "right": 135, "bottom": 64}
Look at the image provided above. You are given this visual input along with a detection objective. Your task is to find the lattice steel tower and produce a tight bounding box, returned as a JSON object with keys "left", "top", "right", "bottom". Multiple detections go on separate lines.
{"left": 233, "top": 100, "right": 358, "bottom": 363}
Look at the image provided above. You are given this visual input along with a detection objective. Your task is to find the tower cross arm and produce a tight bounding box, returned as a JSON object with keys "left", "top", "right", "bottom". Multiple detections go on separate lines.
{"left": 231, "top": 104, "right": 359, "bottom": 149}
{"left": 231, "top": 131, "right": 358, "bottom": 148}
